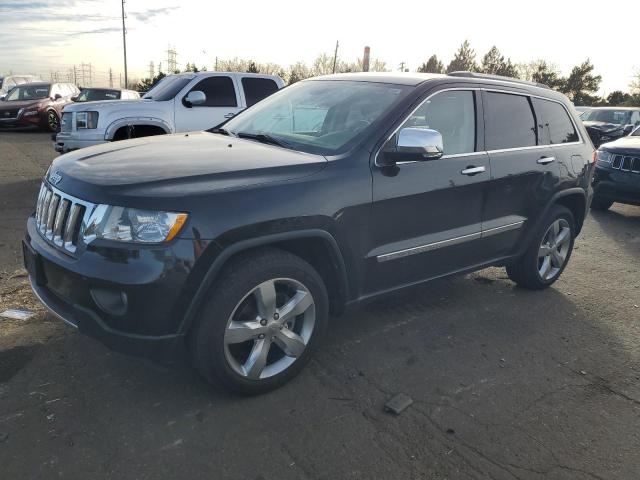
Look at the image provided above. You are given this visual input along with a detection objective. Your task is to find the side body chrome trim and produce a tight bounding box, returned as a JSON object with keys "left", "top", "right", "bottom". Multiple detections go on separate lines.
{"left": 376, "top": 220, "right": 525, "bottom": 262}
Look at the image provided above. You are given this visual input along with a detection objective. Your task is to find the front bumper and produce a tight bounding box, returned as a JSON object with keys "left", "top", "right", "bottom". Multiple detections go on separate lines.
{"left": 24, "top": 216, "right": 198, "bottom": 363}
{"left": 54, "top": 132, "right": 107, "bottom": 153}
{"left": 593, "top": 165, "right": 640, "bottom": 206}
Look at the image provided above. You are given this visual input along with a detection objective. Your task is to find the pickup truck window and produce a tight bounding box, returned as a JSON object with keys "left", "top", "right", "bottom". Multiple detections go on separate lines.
{"left": 242, "top": 78, "right": 279, "bottom": 107}
{"left": 224, "top": 80, "right": 411, "bottom": 155}
{"left": 143, "top": 75, "right": 193, "bottom": 101}
{"left": 189, "top": 76, "right": 237, "bottom": 107}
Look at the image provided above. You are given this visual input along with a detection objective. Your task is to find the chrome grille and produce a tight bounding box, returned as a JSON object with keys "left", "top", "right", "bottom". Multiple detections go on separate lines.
{"left": 34, "top": 182, "right": 95, "bottom": 253}
{"left": 610, "top": 154, "right": 640, "bottom": 174}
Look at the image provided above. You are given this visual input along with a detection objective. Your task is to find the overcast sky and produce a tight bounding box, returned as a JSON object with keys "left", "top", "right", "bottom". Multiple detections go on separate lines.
{"left": 1, "top": 0, "right": 637, "bottom": 94}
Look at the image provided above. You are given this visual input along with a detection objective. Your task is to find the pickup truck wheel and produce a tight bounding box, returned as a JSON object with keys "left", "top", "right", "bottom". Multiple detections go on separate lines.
{"left": 191, "top": 248, "right": 328, "bottom": 394}
{"left": 506, "top": 205, "right": 575, "bottom": 290}
{"left": 590, "top": 196, "right": 613, "bottom": 211}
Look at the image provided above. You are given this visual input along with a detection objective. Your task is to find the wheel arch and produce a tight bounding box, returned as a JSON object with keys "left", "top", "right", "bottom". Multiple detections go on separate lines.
{"left": 516, "top": 188, "right": 587, "bottom": 257}
{"left": 178, "top": 229, "right": 350, "bottom": 336}
{"left": 104, "top": 117, "right": 172, "bottom": 140}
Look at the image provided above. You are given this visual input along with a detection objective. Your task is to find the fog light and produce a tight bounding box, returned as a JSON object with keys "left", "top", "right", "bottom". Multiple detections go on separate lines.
{"left": 90, "top": 287, "right": 128, "bottom": 316}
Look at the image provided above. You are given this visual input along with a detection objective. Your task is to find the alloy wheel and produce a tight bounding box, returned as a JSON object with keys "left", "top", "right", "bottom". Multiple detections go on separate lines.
{"left": 537, "top": 218, "right": 571, "bottom": 281}
{"left": 48, "top": 111, "right": 59, "bottom": 131}
{"left": 223, "top": 278, "right": 316, "bottom": 380}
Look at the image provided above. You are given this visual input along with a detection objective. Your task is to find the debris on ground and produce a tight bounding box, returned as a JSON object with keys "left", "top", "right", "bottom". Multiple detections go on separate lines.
{"left": 1, "top": 309, "right": 36, "bottom": 321}
{"left": 384, "top": 393, "right": 413, "bottom": 415}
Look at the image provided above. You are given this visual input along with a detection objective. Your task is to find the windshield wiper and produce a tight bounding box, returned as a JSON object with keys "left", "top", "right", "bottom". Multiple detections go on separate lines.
{"left": 208, "top": 126, "right": 232, "bottom": 136}
{"left": 236, "top": 132, "right": 292, "bottom": 149}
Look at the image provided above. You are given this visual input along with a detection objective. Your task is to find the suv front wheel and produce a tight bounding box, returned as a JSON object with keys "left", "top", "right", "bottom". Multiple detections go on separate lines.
{"left": 506, "top": 205, "right": 575, "bottom": 290}
{"left": 191, "top": 248, "right": 328, "bottom": 394}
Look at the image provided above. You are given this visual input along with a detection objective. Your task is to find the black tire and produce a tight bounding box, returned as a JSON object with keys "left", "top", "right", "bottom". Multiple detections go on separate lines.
{"left": 590, "top": 196, "right": 613, "bottom": 211}
{"left": 45, "top": 110, "right": 60, "bottom": 133}
{"left": 190, "top": 247, "right": 329, "bottom": 395}
{"left": 506, "top": 205, "right": 575, "bottom": 290}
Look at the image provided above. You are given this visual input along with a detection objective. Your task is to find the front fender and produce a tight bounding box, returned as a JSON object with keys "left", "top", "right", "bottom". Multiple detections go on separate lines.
{"left": 104, "top": 116, "right": 172, "bottom": 140}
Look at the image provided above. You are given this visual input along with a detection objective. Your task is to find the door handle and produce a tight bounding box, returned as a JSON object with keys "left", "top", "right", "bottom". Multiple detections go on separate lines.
{"left": 537, "top": 156, "right": 556, "bottom": 165}
{"left": 223, "top": 113, "right": 236, "bottom": 119}
{"left": 461, "top": 166, "right": 486, "bottom": 176}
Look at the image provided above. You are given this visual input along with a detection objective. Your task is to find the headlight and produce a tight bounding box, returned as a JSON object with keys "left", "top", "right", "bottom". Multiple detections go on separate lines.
{"left": 84, "top": 205, "right": 188, "bottom": 244}
{"left": 21, "top": 107, "right": 39, "bottom": 117}
{"left": 596, "top": 150, "right": 611, "bottom": 163}
{"left": 76, "top": 111, "right": 99, "bottom": 129}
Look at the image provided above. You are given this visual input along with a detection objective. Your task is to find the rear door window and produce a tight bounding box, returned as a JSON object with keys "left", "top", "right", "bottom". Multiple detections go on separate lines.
{"left": 532, "top": 98, "right": 579, "bottom": 144}
{"left": 484, "top": 92, "right": 537, "bottom": 150}
{"left": 241, "top": 77, "right": 279, "bottom": 107}
{"left": 189, "top": 76, "right": 237, "bottom": 107}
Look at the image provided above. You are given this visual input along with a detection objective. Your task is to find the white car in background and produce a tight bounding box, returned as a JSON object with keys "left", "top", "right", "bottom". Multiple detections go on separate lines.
{"left": 0, "top": 74, "right": 41, "bottom": 98}
{"left": 54, "top": 72, "right": 284, "bottom": 153}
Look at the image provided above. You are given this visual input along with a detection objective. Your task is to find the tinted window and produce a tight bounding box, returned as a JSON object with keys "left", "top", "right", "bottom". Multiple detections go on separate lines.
{"left": 398, "top": 90, "right": 476, "bottom": 155}
{"left": 485, "top": 92, "right": 536, "bottom": 150}
{"left": 532, "top": 98, "right": 578, "bottom": 145}
{"left": 190, "top": 76, "right": 237, "bottom": 107}
{"left": 242, "top": 78, "right": 279, "bottom": 107}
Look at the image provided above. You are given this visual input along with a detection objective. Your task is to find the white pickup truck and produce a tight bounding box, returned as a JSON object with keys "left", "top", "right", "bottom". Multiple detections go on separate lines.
{"left": 54, "top": 72, "right": 284, "bottom": 153}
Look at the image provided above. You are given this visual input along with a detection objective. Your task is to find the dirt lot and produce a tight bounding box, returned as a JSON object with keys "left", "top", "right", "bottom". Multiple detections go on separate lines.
{"left": 0, "top": 131, "right": 639, "bottom": 480}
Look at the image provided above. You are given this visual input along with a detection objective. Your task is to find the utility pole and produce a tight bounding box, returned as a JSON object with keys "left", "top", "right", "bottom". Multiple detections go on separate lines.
{"left": 399, "top": 61, "right": 406, "bottom": 72}
{"left": 73, "top": 65, "right": 77, "bottom": 84}
{"left": 214, "top": 57, "right": 218, "bottom": 71}
{"left": 121, "top": 0, "right": 128, "bottom": 87}
{"left": 332, "top": 40, "right": 339, "bottom": 74}
{"left": 109, "top": 68, "right": 113, "bottom": 88}
{"left": 148, "top": 61, "right": 154, "bottom": 80}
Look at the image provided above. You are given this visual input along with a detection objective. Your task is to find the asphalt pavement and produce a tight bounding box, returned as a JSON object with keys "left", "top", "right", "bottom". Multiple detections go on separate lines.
{"left": 0, "top": 131, "right": 639, "bottom": 479}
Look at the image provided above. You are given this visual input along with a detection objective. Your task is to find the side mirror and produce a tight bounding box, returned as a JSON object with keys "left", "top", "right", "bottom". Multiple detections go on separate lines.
{"left": 183, "top": 90, "right": 206, "bottom": 108}
{"left": 71, "top": 96, "right": 78, "bottom": 102}
{"left": 53, "top": 93, "right": 62, "bottom": 100}
{"left": 623, "top": 124, "right": 634, "bottom": 135}
{"left": 379, "top": 127, "right": 444, "bottom": 166}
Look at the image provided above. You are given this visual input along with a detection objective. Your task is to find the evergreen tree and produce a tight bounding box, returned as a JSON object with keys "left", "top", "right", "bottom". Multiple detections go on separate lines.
{"left": 446, "top": 40, "right": 478, "bottom": 73}
{"left": 417, "top": 55, "right": 444, "bottom": 74}
{"left": 561, "top": 59, "right": 602, "bottom": 106}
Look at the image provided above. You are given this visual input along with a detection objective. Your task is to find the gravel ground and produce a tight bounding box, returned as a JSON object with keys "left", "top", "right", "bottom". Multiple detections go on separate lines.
{"left": 0, "top": 131, "right": 639, "bottom": 480}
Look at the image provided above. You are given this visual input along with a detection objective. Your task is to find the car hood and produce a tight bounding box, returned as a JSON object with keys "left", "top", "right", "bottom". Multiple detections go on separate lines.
{"left": 600, "top": 135, "right": 640, "bottom": 154}
{"left": 63, "top": 98, "right": 147, "bottom": 112}
{"left": 48, "top": 132, "right": 327, "bottom": 206}
{"left": 583, "top": 121, "right": 625, "bottom": 133}
{"left": 0, "top": 99, "right": 43, "bottom": 110}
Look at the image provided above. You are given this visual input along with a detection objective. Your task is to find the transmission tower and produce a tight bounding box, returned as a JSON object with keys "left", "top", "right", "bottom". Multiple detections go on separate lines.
{"left": 167, "top": 46, "right": 178, "bottom": 73}
{"left": 148, "top": 61, "right": 155, "bottom": 79}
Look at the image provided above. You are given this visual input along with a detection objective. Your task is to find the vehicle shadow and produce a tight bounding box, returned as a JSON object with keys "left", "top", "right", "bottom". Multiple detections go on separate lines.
{"left": 3, "top": 270, "right": 639, "bottom": 479}
{"left": 589, "top": 204, "right": 640, "bottom": 257}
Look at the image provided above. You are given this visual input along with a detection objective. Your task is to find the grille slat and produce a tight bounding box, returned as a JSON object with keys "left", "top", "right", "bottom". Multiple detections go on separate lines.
{"left": 609, "top": 153, "right": 640, "bottom": 174}
{"left": 33, "top": 182, "right": 94, "bottom": 254}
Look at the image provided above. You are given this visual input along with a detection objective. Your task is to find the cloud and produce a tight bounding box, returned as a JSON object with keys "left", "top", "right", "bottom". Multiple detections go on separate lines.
{"left": 0, "top": 2, "right": 50, "bottom": 10}
{"left": 69, "top": 27, "right": 123, "bottom": 36}
{"left": 129, "top": 6, "right": 179, "bottom": 22}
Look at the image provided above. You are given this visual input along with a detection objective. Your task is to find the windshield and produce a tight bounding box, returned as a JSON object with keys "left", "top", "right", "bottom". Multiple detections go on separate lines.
{"left": 76, "top": 89, "right": 121, "bottom": 102}
{"left": 582, "top": 109, "right": 631, "bottom": 125}
{"left": 142, "top": 75, "right": 193, "bottom": 101}
{"left": 223, "top": 80, "right": 411, "bottom": 155}
{"left": 6, "top": 84, "right": 50, "bottom": 101}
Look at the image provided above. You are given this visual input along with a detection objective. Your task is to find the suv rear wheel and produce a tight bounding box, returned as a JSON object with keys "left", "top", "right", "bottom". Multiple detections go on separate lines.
{"left": 191, "top": 248, "right": 328, "bottom": 394}
{"left": 506, "top": 205, "right": 575, "bottom": 290}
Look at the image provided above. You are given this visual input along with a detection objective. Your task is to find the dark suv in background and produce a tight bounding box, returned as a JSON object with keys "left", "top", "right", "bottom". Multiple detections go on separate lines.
{"left": 592, "top": 126, "right": 640, "bottom": 209}
{"left": 0, "top": 82, "right": 79, "bottom": 131}
{"left": 24, "top": 72, "right": 594, "bottom": 394}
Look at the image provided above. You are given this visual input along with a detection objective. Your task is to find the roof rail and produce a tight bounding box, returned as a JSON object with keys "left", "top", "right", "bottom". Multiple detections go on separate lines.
{"left": 448, "top": 71, "right": 550, "bottom": 90}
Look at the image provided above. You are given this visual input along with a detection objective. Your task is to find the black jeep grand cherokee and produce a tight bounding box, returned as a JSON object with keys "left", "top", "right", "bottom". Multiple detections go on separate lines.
{"left": 24, "top": 72, "right": 594, "bottom": 394}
